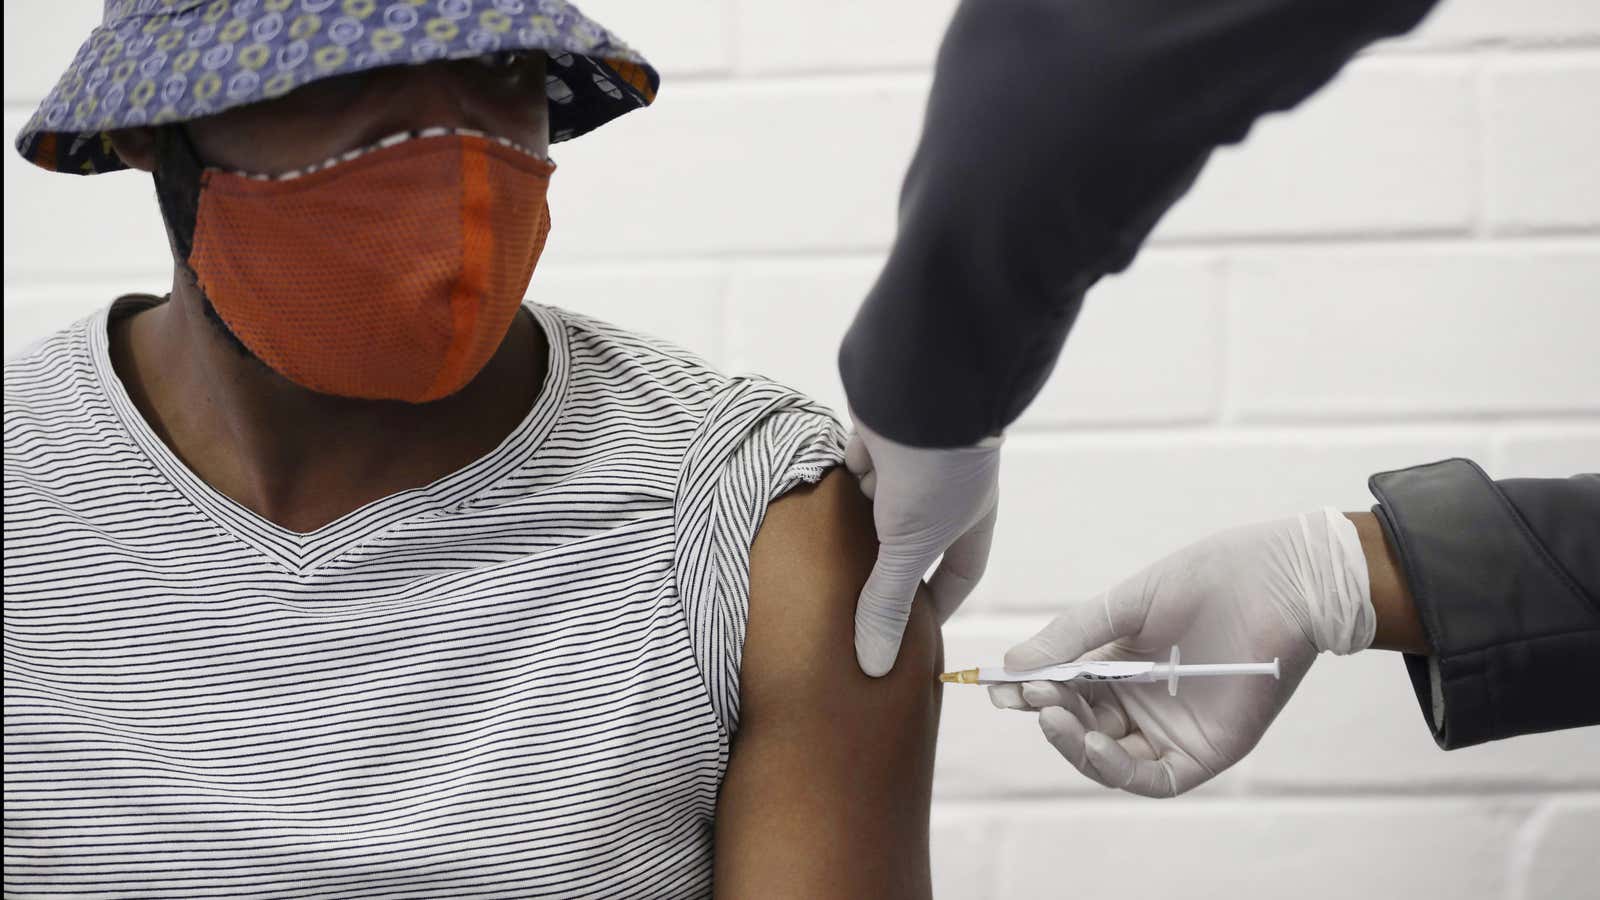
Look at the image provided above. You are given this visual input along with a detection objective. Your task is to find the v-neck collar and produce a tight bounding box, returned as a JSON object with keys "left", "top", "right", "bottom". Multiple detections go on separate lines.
{"left": 89, "top": 296, "right": 571, "bottom": 576}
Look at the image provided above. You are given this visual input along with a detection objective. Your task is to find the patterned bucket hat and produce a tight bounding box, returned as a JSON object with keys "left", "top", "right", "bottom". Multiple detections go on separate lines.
{"left": 14, "top": 0, "right": 660, "bottom": 175}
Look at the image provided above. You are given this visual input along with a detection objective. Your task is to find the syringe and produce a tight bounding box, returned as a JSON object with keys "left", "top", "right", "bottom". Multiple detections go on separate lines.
{"left": 939, "top": 646, "right": 1279, "bottom": 696}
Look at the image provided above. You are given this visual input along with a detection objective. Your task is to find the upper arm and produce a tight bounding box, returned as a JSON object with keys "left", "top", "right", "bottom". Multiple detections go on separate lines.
{"left": 712, "top": 467, "right": 942, "bottom": 900}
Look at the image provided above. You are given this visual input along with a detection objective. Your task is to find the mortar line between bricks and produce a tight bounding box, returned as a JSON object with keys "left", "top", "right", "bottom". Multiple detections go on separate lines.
{"left": 509, "top": 230, "right": 1600, "bottom": 261}
{"left": 997, "top": 415, "right": 1600, "bottom": 441}
{"left": 1221, "top": 408, "right": 1600, "bottom": 427}
{"left": 9, "top": 233, "right": 1600, "bottom": 286}
{"left": 928, "top": 790, "right": 1600, "bottom": 813}
{"left": 557, "top": 230, "right": 1600, "bottom": 256}
{"left": 1365, "top": 36, "right": 1600, "bottom": 58}
{"left": 1238, "top": 784, "right": 1600, "bottom": 798}
{"left": 989, "top": 423, "right": 1600, "bottom": 455}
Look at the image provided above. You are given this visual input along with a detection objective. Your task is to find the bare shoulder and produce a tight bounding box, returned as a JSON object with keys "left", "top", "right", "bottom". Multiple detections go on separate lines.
{"left": 745, "top": 467, "right": 942, "bottom": 708}
{"left": 713, "top": 466, "right": 940, "bottom": 900}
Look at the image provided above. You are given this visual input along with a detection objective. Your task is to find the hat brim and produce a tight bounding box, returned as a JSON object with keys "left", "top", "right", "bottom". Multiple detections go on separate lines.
{"left": 14, "top": 0, "right": 659, "bottom": 175}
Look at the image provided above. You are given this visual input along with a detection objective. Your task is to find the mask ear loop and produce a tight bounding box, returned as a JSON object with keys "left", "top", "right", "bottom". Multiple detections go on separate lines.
{"left": 150, "top": 125, "right": 261, "bottom": 358}
{"left": 151, "top": 123, "right": 209, "bottom": 270}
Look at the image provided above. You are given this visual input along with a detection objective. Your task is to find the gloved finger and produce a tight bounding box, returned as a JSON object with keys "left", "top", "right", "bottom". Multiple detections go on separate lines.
{"left": 1058, "top": 682, "right": 1098, "bottom": 732}
{"left": 988, "top": 684, "right": 1032, "bottom": 710}
{"left": 1004, "top": 591, "right": 1139, "bottom": 671}
{"left": 854, "top": 549, "right": 937, "bottom": 677}
{"left": 845, "top": 433, "right": 873, "bottom": 478}
{"left": 927, "top": 505, "right": 998, "bottom": 624}
{"left": 1083, "top": 731, "right": 1179, "bottom": 798}
{"left": 1019, "top": 680, "right": 1096, "bottom": 730}
{"left": 1117, "top": 731, "right": 1158, "bottom": 761}
{"left": 1090, "top": 700, "right": 1130, "bottom": 739}
{"left": 858, "top": 469, "right": 878, "bottom": 500}
{"left": 1037, "top": 706, "right": 1093, "bottom": 773}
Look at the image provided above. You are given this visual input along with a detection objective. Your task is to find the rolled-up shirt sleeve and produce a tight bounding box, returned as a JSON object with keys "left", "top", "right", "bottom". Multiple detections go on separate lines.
{"left": 1369, "top": 460, "right": 1600, "bottom": 749}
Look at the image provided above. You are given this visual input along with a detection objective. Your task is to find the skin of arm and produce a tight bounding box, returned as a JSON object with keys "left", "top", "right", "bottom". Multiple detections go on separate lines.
{"left": 1346, "top": 511, "right": 1429, "bottom": 654}
{"left": 713, "top": 468, "right": 942, "bottom": 900}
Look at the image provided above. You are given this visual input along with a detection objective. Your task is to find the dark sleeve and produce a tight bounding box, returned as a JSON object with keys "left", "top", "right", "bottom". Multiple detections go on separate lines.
{"left": 839, "top": 0, "right": 1443, "bottom": 447}
{"left": 1368, "top": 460, "right": 1600, "bottom": 749}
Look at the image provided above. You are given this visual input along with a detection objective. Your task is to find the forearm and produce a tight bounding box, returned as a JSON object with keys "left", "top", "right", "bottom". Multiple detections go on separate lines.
{"left": 841, "top": 0, "right": 1443, "bottom": 447}
{"left": 1346, "top": 511, "right": 1427, "bottom": 654}
{"left": 1368, "top": 462, "right": 1600, "bottom": 748}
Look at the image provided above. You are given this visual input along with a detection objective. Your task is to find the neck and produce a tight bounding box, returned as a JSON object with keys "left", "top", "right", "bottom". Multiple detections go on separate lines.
{"left": 112, "top": 279, "right": 545, "bottom": 533}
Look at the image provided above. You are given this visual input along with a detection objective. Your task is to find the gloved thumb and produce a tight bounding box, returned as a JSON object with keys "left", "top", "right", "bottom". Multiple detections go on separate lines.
{"left": 854, "top": 548, "right": 934, "bottom": 677}
{"left": 844, "top": 432, "right": 874, "bottom": 479}
{"left": 1004, "top": 591, "right": 1138, "bottom": 670}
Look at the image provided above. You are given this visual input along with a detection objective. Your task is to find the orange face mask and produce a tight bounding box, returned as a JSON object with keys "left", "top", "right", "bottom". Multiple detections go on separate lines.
{"left": 178, "top": 129, "right": 553, "bottom": 403}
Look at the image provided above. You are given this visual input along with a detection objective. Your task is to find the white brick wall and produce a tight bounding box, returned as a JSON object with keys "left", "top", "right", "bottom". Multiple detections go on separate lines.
{"left": 5, "top": 2, "right": 1597, "bottom": 897}
{"left": 1485, "top": 55, "right": 1600, "bottom": 232}
{"left": 1155, "top": 58, "right": 1478, "bottom": 240}
{"left": 991, "top": 799, "right": 1524, "bottom": 900}
{"left": 1226, "top": 243, "right": 1600, "bottom": 419}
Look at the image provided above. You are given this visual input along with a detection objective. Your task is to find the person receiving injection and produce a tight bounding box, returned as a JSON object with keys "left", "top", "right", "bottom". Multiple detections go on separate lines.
{"left": 841, "top": 0, "right": 1600, "bottom": 798}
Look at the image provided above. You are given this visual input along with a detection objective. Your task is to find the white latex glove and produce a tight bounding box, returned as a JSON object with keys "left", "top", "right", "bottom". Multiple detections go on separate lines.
{"left": 991, "top": 508, "right": 1374, "bottom": 797}
{"left": 848, "top": 412, "right": 1001, "bottom": 677}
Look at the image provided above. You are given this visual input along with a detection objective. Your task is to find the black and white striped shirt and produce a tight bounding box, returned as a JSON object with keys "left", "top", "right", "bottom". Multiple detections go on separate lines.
{"left": 4, "top": 297, "right": 845, "bottom": 898}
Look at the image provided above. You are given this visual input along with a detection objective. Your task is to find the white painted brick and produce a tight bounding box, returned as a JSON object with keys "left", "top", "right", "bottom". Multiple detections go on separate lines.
{"left": 4, "top": 109, "right": 172, "bottom": 280}
{"left": 735, "top": 0, "right": 1600, "bottom": 73}
{"left": 3, "top": 280, "right": 162, "bottom": 359}
{"left": 1024, "top": 253, "right": 1224, "bottom": 427}
{"left": 1514, "top": 797, "right": 1600, "bottom": 900}
{"left": 1227, "top": 245, "right": 1600, "bottom": 420}
{"left": 594, "top": 0, "right": 733, "bottom": 76}
{"left": 1492, "top": 426, "right": 1600, "bottom": 477}
{"left": 1486, "top": 56, "right": 1600, "bottom": 232}
{"left": 2, "top": 1, "right": 99, "bottom": 104}
{"left": 532, "top": 263, "right": 728, "bottom": 366}
{"left": 1155, "top": 59, "right": 1475, "bottom": 240}
{"left": 1403, "top": 0, "right": 1600, "bottom": 49}
{"left": 975, "top": 429, "right": 1492, "bottom": 612}
{"left": 734, "top": 0, "right": 957, "bottom": 74}
{"left": 734, "top": 0, "right": 1600, "bottom": 72}
{"left": 937, "top": 617, "right": 1100, "bottom": 800}
{"left": 724, "top": 252, "right": 1224, "bottom": 429}
{"left": 1245, "top": 650, "right": 1600, "bottom": 791}
{"left": 576, "top": 56, "right": 1478, "bottom": 256}
{"left": 541, "top": 76, "right": 924, "bottom": 260}
{"left": 994, "top": 800, "right": 1519, "bottom": 900}
{"left": 724, "top": 258, "right": 872, "bottom": 416}
{"left": 929, "top": 807, "right": 997, "bottom": 900}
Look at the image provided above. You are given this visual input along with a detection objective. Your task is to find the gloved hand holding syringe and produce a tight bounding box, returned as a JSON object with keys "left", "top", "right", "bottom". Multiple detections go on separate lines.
{"left": 940, "top": 645, "right": 1280, "bottom": 696}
